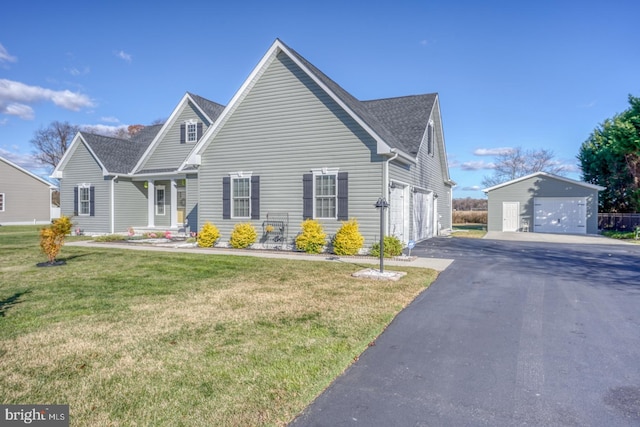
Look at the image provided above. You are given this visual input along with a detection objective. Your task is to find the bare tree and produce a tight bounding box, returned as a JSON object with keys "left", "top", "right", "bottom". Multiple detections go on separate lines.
{"left": 482, "top": 147, "right": 566, "bottom": 188}
{"left": 30, "top": 121, "right": 79, "bottom": 171}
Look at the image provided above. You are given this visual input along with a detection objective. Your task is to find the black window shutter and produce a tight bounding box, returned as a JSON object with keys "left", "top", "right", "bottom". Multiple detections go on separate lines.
{"left": 73, "top": 186, "right": 78, "bottom": 216}
{"left": 180, "top": 124, "right": 186, "bottom": 144}
{"left": 251, "top": 176, "right": 260, "bottom": 219}
{"left": 337, "top": 172, "right": 348, "bottom": 220}
{"left": 303, "top": 174, "right": 313, "bottom": 219}
{"left": 197, "top": 122, "right": 203, "bottom": 141}
{"left": 89, "top": 186, "right": 95, "bottom": 217}
{"left": 222, "top": 177, "right": 231, "bottom": 219}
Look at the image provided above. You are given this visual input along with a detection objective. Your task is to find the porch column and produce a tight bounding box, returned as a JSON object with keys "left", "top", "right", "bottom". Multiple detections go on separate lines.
{"left": 147, "top": 180, "right": 155, "bottom": 227}
{"left": 170, "top": 179, "right": 178, "bottom": 228}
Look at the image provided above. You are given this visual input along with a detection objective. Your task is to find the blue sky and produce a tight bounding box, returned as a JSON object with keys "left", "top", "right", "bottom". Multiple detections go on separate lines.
{"left": 1, "top": 0, "right": 638, "bottom": 197}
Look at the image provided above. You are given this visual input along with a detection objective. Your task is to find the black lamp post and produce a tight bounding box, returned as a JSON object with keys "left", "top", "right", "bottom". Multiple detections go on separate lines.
{"left": 375, "top": 197, "right": 389, "bottom": 273}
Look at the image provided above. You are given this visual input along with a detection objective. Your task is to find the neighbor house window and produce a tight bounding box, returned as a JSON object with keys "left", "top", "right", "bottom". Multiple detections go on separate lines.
{"left": 0, "top": 193, "right": 4, "bottom": 212}
{"left": 156, "top": 185, "right": 166, "bottom": 215}
{"left": 79, "top": 186, "right": 91, "bottom": 215}
{"left": 315, "top": 173, "right": 337, "bottom": 219}
{"left": 232, "top": 177, "right": 250, "bottom": 218}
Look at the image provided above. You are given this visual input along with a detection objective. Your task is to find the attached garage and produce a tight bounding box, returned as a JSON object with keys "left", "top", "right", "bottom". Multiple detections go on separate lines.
{"left": 483, "top": 172, "right": 605, "bottom": 235}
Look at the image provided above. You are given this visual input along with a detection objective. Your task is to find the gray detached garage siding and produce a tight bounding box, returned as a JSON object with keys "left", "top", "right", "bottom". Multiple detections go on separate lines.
{"left": 484, "top": 173, "right": 604, "bottom": 235}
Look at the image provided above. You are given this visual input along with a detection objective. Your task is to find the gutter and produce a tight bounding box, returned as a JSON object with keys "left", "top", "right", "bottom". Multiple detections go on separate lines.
{"left": 111, "top": 175, "right": 118, "bottom": 234}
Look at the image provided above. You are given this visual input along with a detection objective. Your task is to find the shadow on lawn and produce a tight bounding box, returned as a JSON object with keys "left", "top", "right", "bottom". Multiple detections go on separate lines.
{"left": 0, "top": 290, "right": 31, "bottom": 318}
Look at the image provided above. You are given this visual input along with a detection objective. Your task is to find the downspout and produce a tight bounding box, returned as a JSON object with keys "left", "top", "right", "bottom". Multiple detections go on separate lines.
{"left": 111, "top": 176, "right": 118, "bottom": 234}
{"left": 383, "top": 149, "right": 399, "bottom": 235}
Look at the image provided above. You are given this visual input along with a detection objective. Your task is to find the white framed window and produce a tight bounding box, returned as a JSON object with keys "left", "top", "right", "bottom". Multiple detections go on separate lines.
{"left": 314, "top": 171, "right": 337, "bottom": 219}
{"left": 79, "top": 185, "right": 91, "bottom": 215}
{"left": 232, "top": 177, "right": 251, "bottom": 218}
{"left": 0, "top": 193, "right": 4, "bottom": 212}
{"left": 156, "top": 185, "right": 166, "bottom": 215}
{"left": 427, "top": 120, "right": 434, "bottom": 156}
{"left": 186, "top": 121, "right": 197, "bottom": 143}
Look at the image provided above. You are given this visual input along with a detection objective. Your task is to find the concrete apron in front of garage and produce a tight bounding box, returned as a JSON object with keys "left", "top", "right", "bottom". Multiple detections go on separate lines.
{"left": 484, "top": 231, "right": 635, "bottom": 245}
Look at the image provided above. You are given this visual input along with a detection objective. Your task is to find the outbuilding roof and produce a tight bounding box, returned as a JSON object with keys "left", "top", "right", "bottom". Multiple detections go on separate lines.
{"left": 482, "top": 171, "right": 606, "bottom": 193}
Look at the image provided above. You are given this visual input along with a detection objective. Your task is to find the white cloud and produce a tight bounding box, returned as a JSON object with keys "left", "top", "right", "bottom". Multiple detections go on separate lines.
{"left": 67, "top": 66, "right": 90, "bottom": 76}
{"left": 116, "top": 50, "right": 132, "bottom": 62}
{"left": 419, "top": 40, "right": 429, "bottom": 46}
{"left": 80, "top": 123, "right": 128, "bottom": 136}
{"left": 473, "top": 147, "right": 513, "bottom": 156}
{"left": 0, "top": 148, "right": 38, "bottom": 169}
{"left": 4, "top": 103, "right": 34, "bottom": 119}
{"left": 460, "top": 186, "right": 482, "bottom": 191}
{"left": 0, "top": 79, "right": 94, "bottom": 120}
{"left": 0, "top": 43, "right": 17, "bottom": 63}
{"left": 460, "top": 160, "right": 495, "bottom": 171}
{"left": 100, "top": 116, "right": 120, "bottom": 123}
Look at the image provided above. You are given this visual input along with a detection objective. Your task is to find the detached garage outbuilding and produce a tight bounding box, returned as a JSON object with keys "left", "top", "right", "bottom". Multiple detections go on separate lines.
{"left": 483, "top": 172, "right": 605, "bottom": 235}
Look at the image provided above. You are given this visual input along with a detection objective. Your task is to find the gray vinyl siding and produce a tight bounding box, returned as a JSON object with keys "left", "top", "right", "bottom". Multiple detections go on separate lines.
{"left": 113, "top": 179, "right": 148, "bottom": 231}
{"left": 186, "top": 174, "right": 198, "bottom": 234}
{"left": 388, "top": 97, "right": 452, "bottom": 234}
{"left": 0, "top": 159, "right": 51, "bottom": 224}
{"left": 486, "top": 175, "right": 600, "bottom": 233}
{"left": 141, "top": 102, "right": 209, "bottom": 171}
{"left": 59, "top": 143, "right": 111, "bottom": 234}
{"left": 198, "top": 52, "right": 384, "bottom": 247}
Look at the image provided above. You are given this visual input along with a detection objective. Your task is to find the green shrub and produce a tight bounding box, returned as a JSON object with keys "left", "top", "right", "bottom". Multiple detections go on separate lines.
{"left": 332, "top": 218, "right": 364, "bottom": 256}
{"left": 197, "top": 221, "right": 221, "bottom": 247}
{"left": 369, "top": 236, "right": 404, "bottom": 258}
{"left": 229, "top": 222, "right": 257, "bottom": 249}
{"left": 295, "top": 219, "right": 327, "bottom": 254}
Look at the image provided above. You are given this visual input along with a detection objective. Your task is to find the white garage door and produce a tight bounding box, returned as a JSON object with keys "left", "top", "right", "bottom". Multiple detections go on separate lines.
{"left": 533, "top": 197, "right": 587, "bottom": 234}
{"left": 412, "top": 191, "right": 434, "bottom": 241}
{"left": 389, "top": 184, "right": 409, "bottom": 243}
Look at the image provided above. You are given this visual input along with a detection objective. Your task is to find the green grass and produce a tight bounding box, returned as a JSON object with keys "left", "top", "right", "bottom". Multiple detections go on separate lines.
{"left": 0, "top": 225, "right": 437, "bottom": 426}
{"left": 601, "top": 229, "right": 639, "bottom": 240}
{"left": 451, "top": 223, "right": 487, "bottom": 239}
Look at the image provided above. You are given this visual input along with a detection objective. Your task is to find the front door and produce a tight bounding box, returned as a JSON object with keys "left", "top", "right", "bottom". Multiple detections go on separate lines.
{"left": 177, "top": 188, "right": 186, "bottom": 224}
{"left": 502, "top": 202, "right": 519, "bottom": 232}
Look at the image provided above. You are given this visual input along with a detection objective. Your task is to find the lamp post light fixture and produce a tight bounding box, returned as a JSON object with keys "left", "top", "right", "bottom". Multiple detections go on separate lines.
{"left": 375, "top": 197, "right": 390, "bottom": 273}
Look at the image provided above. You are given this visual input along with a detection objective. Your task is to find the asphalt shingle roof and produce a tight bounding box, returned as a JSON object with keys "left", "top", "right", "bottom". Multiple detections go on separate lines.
{"left": 188, "top": 93, "right": 225, "bottom": 122}
{"left": 81, "top": 124, "right": 162, "bottom": 174}
{"left": 281, "top": 40, "right": 435, "bottom": 157}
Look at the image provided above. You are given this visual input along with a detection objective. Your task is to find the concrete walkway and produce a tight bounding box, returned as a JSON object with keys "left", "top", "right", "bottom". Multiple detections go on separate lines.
{"left": 66, "top": 240, "right": 454, "bottom": 272}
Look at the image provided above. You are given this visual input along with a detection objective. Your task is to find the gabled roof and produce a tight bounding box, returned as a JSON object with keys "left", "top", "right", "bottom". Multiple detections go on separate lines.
{"left": 482, "top": 171, "right": 606, "bottom": 193}
{"left": 187, "top": 39, "right": 442, "bottom": 168}
{"left": 133, "top": 92, "right": 225, "bottom": 173}
{"left": 362, "top": 94, "right": 438, "bottom": 155}
{"left": 0, "top": 155, "right": 56, "bottom": 188}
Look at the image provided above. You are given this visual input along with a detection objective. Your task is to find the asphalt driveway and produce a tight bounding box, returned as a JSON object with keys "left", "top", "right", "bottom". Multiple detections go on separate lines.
{"left": 290, "top": 236, "right": 640, "bottom": 426}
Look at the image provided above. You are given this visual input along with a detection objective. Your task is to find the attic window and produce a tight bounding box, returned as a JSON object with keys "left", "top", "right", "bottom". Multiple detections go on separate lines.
{"left": 427, "top": 121, "right": 434, "bottom": 156}
{"left": 186, "top": 121, "right": 198, "bottom": 143}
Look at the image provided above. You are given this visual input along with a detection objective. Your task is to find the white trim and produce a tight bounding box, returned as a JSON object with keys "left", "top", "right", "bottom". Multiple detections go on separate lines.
{"left": 483, "top": 171, "right": 606, "bottom": 193}
{"left": 230, "top": 175, "right": 251, "bottom": 219}
{"left": 155, "top": 185, "right": 166, "bottom": 216}
{"left": 185, "top": 119, "right": 198, "bottom": 143}
{"left": 184, "top": 39, "right": 416, "bottom": 171}
{"left": 78, "top": 184, "right": 91, "bottom": 216}
{"left": 134, "top": 93, "right": 215, "bottom": 173}
{"left": 170, "top": 179, "right": 178, "bottom": 228}
{"left": 312, "top": 170, "right": 338, "bottom": 220}
{"left": 147, "top": 181, "right": 155, "bottom": 227}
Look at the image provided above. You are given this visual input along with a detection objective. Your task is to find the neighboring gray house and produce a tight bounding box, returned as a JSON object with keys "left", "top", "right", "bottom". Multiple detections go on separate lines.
{"left": 0, "top": 156, "right": 57, "bottom": 225}
{"left": 483, "top": 172, "right": 605, "bottom": 234}
{"left": 53, "top": 39, "right": 454, "bottom": 247}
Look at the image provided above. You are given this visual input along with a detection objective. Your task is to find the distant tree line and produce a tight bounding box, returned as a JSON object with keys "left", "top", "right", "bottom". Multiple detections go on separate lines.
{"left": 453, "top": 198, "right": 487, "bottom": 211}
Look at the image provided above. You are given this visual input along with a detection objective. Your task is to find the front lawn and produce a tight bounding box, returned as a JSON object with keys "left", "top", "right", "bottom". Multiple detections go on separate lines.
{"left": 451, "top": 223, "right": 487, "bottom": 239}
{"left": 0, "top": 226, "right": 437, "bottom": 426}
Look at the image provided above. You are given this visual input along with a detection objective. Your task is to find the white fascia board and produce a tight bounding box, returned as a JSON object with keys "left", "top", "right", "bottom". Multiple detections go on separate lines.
{"left": 483, "top": 171, "right": 606, "bottom": 193}
{"left": 181, "top": 41, "right": 283, "bottom": 171}
{"left": 51, "top": 132, "right": 83, "bottom": 177}
{"left": 133, "top": 93, "right": 192, "bottom": 173}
